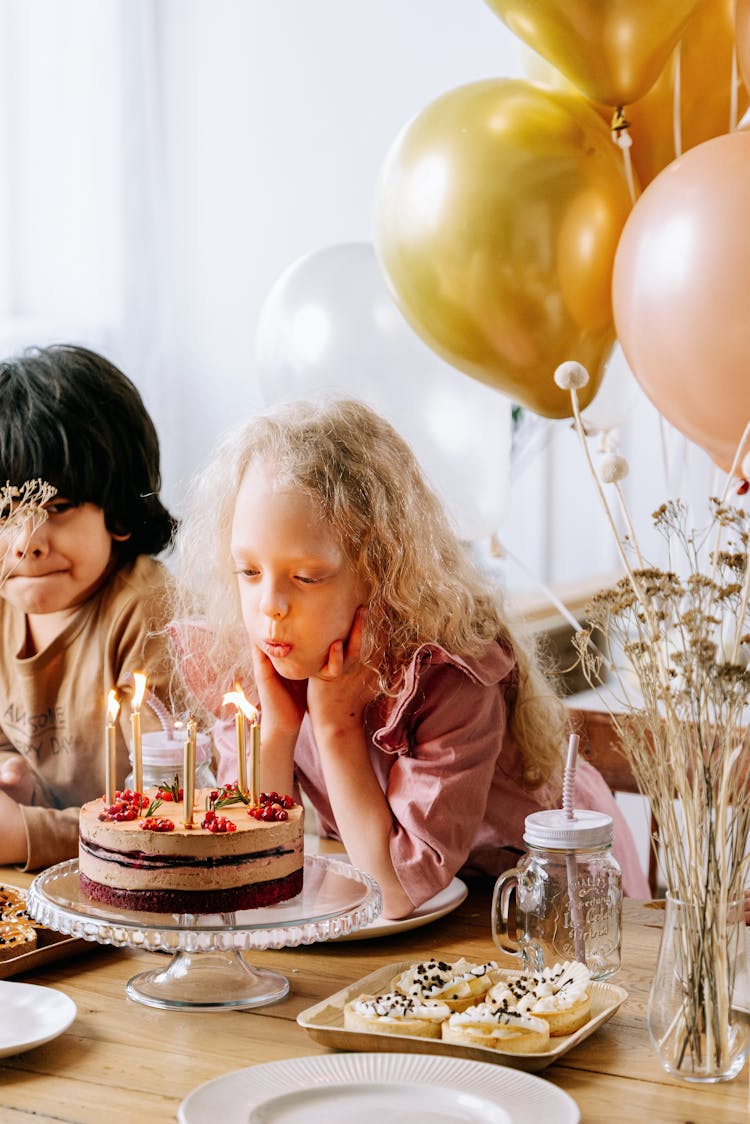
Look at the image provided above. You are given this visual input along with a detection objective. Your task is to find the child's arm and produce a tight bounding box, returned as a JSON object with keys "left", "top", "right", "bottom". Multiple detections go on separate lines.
{"left": 306, "top": 608, "right": 414, "bottom": 919}
{"left": 252, "top": 645, "right": 307, "bottom": 796}
{"left": 0, "top": 790, "right": 29, "bottom": 864}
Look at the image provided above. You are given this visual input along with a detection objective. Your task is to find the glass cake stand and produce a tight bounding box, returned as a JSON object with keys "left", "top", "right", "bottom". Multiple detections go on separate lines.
{"left": 27, "top": 855, "right": 381, "bottom": 1013}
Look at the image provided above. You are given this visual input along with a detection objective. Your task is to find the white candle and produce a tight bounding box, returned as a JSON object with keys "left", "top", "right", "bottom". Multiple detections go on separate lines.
{"left": 105, "top": 690, "right": 120, "bottom": 804}
{"left": 183, "top": 717, "right": 196, "bottom": 827}
{"left": 130, "top": 672, "right": 147, "bottom": 804}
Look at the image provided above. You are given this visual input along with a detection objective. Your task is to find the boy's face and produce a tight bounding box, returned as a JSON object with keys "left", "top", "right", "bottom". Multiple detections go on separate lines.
{"left": 0, "top": 500, "right": 117, "bottom": 618}
{"left": 230, "top": 464, "right": 367, "bottom": 680}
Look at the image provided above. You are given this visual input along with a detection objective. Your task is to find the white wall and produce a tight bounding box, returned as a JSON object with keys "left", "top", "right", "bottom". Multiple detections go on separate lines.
{"left": 153, "top": 1, "right": 526, "bottom": 481}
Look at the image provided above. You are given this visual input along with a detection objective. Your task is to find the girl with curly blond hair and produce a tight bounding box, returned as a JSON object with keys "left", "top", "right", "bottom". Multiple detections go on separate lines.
{"left": 174, "top": 397, "right": 647, "bottom": 917}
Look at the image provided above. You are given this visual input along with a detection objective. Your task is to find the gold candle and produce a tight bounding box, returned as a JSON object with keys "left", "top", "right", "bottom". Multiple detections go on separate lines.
{"left": 130, "top": 672, "right": 147, "bottom": 804}
{"left": 105, "top": 690, "right": 120, "bottom": 804}
{"left": 183, "top": 716, "right": 196, "bottom": 827}
{"left": 235, "top": 709, "right": 247, "bottom": 795}
{"left": 250, "top": 718, "right": 261, "bottom": 805}
{"left": 223, "top": 686, "right": 256, "bottom": 796}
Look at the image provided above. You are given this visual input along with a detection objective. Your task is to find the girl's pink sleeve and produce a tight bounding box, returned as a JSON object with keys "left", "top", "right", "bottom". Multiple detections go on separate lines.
{"left": 213, "top": 716, "right": 239, "bottom": 785}
{"left": 380, "top": 665, "right": 504, "bottom": 907}
{"left": 166, "top": 619, "right": 228, "bottom": 716}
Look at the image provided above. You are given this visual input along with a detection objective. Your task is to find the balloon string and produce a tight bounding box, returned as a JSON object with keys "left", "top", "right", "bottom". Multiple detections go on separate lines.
{"left": 610, "top": 109, "right": 636, "bottom": 207}
{"left": 658, "top": 415, "right": 671, "bottom": 495}
{"left": 708, "top": 421, "right": 750, "bottom": 594}
{"left": 720, "top": 420, "right": 750, "bottom": 503}
{"left": 494, "top": 539, "right": 584, "bottom": 635}
{"left": 672, "top": 42, "right": 682, "bottom": 158}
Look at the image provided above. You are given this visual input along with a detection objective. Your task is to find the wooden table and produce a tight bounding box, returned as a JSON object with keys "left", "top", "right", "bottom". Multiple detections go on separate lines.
{"left": 1, "top": 865, "right": 748, "bottom": 1124}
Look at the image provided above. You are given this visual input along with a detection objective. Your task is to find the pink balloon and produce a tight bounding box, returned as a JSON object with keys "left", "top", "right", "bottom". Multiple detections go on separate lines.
{"left": 612, "top": 130, "right": 750, "bottom": 472}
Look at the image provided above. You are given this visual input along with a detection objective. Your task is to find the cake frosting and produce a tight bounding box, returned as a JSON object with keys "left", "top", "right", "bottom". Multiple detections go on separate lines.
{"left": 79, "top": 785, "right": 304, "bottom": 914}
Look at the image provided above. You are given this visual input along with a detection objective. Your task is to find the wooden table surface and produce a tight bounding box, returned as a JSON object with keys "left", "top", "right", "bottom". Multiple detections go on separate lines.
{"left": 1, "top": 863, "right": 748, "bottom": 1124}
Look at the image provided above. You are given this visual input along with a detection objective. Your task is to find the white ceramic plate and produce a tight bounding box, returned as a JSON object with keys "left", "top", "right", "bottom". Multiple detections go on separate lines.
{"left": 178, "top": 1052, "right": 579, "bottom": 1124}
{"left": 0, "top": 980, "right": 77, "bottom": 1057}
{"left": 335, "top": 876, "right": 468, "bottom": 941}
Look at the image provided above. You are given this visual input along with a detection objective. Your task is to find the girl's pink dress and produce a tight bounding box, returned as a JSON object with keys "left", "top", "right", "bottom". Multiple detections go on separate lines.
{"left": 205, "top": 636, "right": 650, "bottom": 907}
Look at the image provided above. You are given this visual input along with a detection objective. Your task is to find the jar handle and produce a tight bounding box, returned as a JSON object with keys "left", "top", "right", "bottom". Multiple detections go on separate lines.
{"left": 491, "top": 867, "right": 524, "bottom": 961}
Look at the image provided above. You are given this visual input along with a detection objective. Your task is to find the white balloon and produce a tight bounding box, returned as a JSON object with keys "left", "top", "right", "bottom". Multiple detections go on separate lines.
{"left": 581, "top": 343, "right": 642, "bottom": 434}
{"left": 255, "top": 242, "right": 511, "bottom": 540}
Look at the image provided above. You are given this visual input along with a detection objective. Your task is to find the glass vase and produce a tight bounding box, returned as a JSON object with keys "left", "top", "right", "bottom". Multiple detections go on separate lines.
{"left": 647, "top": 893, "right": 748, "bottom": 1082}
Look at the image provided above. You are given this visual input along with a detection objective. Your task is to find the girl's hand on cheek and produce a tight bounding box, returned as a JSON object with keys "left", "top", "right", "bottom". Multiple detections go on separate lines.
{"left": 308, "top": 607, "right": 377, "bottom": 732}
{"left": 251, "top": 646, "right": 307, "bottom": 739}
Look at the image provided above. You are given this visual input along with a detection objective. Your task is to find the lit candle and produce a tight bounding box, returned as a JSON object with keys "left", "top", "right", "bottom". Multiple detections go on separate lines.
{"left": 130, "top": 672, "right": 147, "bottom": 804}
{"left": 236, "top": 707, "right": 248, "bottom": 795}
{"left": 250, "top": 712, "right": 261, "bottom": 805}
{"left": 222, "top": 686, "right": 257, "bottom": 797}
{"left": 105, "top": 690, "right": 120, "bottom": 804}
{"left": 183, "top": 716, "right": 196, "bottom": 827}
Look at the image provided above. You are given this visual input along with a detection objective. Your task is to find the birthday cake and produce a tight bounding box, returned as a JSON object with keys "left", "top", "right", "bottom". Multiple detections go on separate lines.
{"left": 78, "top": 784, "right": 304, "bottom": 914}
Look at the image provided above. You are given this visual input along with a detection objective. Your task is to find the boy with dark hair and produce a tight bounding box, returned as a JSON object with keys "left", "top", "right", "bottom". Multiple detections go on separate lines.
{"left": 0, "top": 344, "right": 179, "bottom": 868}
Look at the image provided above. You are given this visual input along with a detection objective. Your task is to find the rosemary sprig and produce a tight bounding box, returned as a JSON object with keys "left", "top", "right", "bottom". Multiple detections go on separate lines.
{"left": 158, "top": 775, "right": 182, "bottom": 802}
{"left": 208, "top": 784, "right": 251, "bottom": 811}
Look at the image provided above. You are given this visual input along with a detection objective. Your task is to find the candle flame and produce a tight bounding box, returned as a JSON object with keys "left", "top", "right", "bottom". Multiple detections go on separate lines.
{"left": 107, "top": 689, "right": 120, "bottom": 723}
{"left": 132, "top": 671, "right": 147, "bottom": 712}
{"left": 222, "top": 685, "right": 258, "bottom": 724}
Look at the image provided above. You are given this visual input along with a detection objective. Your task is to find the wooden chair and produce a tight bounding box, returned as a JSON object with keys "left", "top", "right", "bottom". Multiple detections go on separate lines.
{"left": 568, "top": 706, "right": 659, "bottom": 896}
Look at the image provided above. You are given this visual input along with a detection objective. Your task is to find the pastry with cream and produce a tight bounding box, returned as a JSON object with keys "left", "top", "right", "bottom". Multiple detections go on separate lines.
{"left": 488, "top": 960, "right": 592, "bottom": 1036}
{"left": 391, "top": 956, "right": 499, "bottom": 1012}
{"left": 441, "top": 1000, "right": 551, "bottom": 1053}
{"left": 344, "top": 990, "right": 451, "bottom": 1038}
{"left": 0, "top": 919, "right": 37, "bottom": 961}
{"left": 0, "top": 884, "right": 29, "bottom": 921}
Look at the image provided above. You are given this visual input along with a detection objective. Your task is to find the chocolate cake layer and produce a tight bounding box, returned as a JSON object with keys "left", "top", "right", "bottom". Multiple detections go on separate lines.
{"left": 79, "top": 868, "right": 303, "bottom": 914}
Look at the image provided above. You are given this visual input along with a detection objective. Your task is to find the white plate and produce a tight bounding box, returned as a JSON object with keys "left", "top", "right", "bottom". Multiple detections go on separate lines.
{"left": 178, "top": 1052, "right": 579, "bottom": 1124}
{"left": 336, "top": 876, "right": 468, "bottom": 941}
{"left": 0, "top": 980, "right": 77, "bottom": 1057}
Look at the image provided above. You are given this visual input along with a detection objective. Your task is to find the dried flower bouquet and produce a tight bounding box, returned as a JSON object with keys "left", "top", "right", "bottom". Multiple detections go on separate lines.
{"left": 555, "top": 361, "right": 750, "bottom": 1081}
{"left": 0, "top": 479, "right": 57, "bottom": 588}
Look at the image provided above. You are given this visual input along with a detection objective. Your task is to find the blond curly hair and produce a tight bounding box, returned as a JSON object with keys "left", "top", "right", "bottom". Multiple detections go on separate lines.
{"left": 174, "top": 396, "right": 567, "bottom": 789}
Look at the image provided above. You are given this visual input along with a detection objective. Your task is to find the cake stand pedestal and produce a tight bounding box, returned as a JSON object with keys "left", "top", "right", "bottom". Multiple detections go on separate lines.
{"left": 28, "top": 855, "right": 381, "bottom": 1012}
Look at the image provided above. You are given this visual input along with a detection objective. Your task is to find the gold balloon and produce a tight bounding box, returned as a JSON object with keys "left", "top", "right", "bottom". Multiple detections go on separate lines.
{"left": 625, "top": 0, "right": 748, "bottom": 187}
{"left": 375, "top": 80, "right": 634, "bottom": 418}
{"left": 521, "top": 0, "right": 747, "bottom": 189}
{"left": 735, "top": 0, "right": 750, "bottom": 99}
{"left": 483, "top": 0, "right": 700, "bottom": 107}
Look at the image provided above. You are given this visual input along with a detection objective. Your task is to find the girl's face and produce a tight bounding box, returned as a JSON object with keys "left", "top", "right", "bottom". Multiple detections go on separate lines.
{"left": 230, "top": 463, "right": 367, "bottom": 680}
{"left": 0, "top": 499, "right": 116, "bottom": 618}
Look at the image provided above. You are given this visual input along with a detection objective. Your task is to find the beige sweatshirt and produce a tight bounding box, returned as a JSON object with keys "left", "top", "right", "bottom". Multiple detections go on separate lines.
{"left": 0, "top": 555, "right": 179, "bottom": 869}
